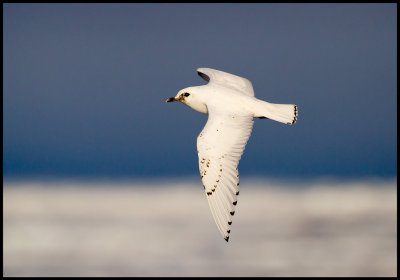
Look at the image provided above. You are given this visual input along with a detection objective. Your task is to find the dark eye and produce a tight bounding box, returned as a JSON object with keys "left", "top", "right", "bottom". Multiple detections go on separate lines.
{"left": 184, "top": 92, "right": 190, "bottom": 97}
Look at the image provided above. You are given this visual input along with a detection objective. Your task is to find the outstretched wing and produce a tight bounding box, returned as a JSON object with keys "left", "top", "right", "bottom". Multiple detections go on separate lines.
{"left": 197, "top": 68, "right": 255, "bottom": 97}
{"left": 197, "top": 105, "right": 254, "bottom": 242}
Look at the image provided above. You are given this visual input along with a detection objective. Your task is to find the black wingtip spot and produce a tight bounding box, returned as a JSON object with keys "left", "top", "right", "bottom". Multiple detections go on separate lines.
{"left": 197, "top": 71, "right": 210, "bottom": 82}
{"left": 233, "top": 201, "right": 237, "bottom": 205}
{"left": 207, "top": 192, "right": 212, "bottom": 196}
{"left": 236, "top": 191, "right": 240, "bottom": 196}
{"left": 228, "top": 221, "right": 232, "bottom": 225}
{"left": 227, "top": 230, "right": 230, "bottom": 234}
{"left": 224, "top": 236, "right": 229, "bottom": 242}
{"left": 230, "top": 211, "right": 235, "bottom": 216}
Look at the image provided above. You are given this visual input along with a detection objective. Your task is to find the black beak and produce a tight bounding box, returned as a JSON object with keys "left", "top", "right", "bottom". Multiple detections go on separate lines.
{"left": 166, "top": 97, "right": 176, "bottom": 103}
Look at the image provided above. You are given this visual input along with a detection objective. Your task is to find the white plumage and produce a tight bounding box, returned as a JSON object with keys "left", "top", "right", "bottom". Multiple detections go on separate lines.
{"left": 166, "top": 68, "right": 298, "bottom": 242}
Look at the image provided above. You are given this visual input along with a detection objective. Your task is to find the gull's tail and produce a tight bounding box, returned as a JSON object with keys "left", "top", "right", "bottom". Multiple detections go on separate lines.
{"left": 253, "top": 100, "right": 298, "bottom": 125}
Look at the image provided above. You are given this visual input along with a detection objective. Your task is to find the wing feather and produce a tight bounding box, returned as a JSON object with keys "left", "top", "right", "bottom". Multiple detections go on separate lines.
{"left": 207, "top": 195, "right": 225, "bottom": 236}
{"left": 197, "top": 68, "right": 255, "bottom": 97}
{"left": 197, "top": 106, "right": 254, "bottom": 241}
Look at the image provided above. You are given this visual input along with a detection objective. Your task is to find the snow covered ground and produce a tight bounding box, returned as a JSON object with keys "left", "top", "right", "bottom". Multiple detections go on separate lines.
{"left": 3, "top": 178, "right": 397, "bottom": 277}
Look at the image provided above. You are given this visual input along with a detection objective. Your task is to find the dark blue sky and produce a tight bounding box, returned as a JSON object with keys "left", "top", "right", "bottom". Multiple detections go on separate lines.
{"left": 3, "top": 3, "right": 397, "bottom": 179}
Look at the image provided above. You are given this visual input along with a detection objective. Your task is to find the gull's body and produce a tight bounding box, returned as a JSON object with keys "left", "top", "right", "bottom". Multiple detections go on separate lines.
{"left": 166, "top": 68, "right": 298, "bottom": 242}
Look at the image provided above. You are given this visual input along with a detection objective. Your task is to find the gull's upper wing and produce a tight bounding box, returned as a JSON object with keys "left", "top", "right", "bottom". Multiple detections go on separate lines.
{"left": 197, "top": 105, "right": 254, "bottom": 241}
{"left": 197, "top": 68, "right": 255, "bottom": 97}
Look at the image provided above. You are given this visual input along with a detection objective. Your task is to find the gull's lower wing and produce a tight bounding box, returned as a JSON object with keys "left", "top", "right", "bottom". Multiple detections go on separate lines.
{"left": 197, "top": 106, "right": 254, "bottom": 241}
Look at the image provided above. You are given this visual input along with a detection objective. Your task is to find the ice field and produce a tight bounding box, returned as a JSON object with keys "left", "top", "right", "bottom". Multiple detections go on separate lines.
{"left": 3, "top": 178, "right": 397, "bottom": 277}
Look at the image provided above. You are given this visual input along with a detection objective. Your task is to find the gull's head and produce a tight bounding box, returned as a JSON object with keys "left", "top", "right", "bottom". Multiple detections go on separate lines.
{"left": 166, "top": 87, "right": 208, "bottom": 114}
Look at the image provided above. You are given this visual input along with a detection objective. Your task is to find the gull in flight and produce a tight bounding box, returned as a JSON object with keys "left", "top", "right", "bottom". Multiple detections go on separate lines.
{"left": 166, "top": 68, "right": 298, "bottom": 242}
